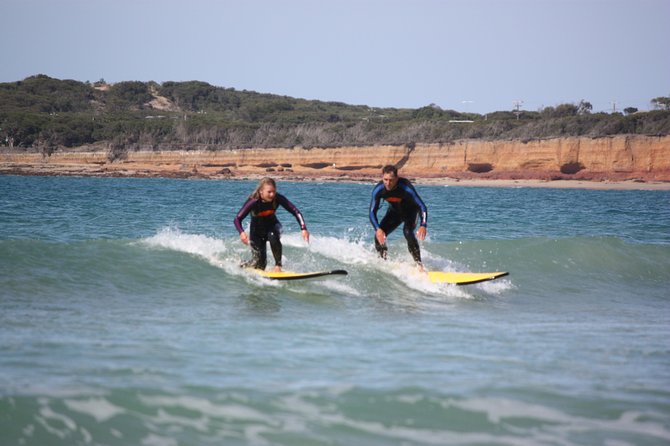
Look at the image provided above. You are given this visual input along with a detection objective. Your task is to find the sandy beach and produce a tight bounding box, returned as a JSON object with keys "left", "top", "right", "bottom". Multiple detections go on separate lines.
{"left": 415, "top": 177, "right": 670, "bottom": 190}
{"left": 5, "top": 165, "right": 667, "bottom": 190}
{"left": 233, "top": 174, "right": 670, "bottom": 191}
{"left": 2, "top": 160, "right": 669, "bottom": 191}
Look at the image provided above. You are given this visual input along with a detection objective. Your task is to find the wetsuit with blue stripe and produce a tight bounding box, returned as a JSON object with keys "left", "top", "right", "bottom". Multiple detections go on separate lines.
{"left": 234, "top": 193, "right": 307, "bottom": 270}
{"left": 369, "top": 177, "right": 428, "bottom": 264}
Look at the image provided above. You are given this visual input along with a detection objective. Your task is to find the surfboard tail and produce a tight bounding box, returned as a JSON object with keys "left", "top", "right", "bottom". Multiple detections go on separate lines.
{"left": 255, "top": 269, "right": 348, "bottom": 281}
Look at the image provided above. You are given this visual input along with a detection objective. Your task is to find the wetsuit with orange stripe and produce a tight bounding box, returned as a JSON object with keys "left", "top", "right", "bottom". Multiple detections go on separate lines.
{"left": 369, "top": 177, "right": 428, "bottom": 264}
{"left": 234, "top": 193, "right": 307, "bottom": 270}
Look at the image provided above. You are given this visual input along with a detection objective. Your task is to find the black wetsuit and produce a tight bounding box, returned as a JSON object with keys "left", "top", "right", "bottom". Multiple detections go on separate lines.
{"left": 369, "top": 177, "right": 428, "bottom": 264}
{"left": 234, "top": 193, "right": 307, "bottom": 270}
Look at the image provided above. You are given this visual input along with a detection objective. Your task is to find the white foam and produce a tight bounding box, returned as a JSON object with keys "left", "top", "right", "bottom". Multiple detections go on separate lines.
{"left": 141, "top": 228, "right": 508, "bottom": 299}
{"left": 476, "top": 278, "right": 514, "bottom": 294}
{"left": 36, "top": 402, "right": 77, "bottom": 439}
{"left": 139, "top": 394, "right": 271, "bottom": 423}
{"left": 286, "top": 233, "right": 479, "bottom": 299}
{"left": 140, "top": 227, "right": 258, "bottom": 283}
{"left": 142, "top": 227, "right": 228, "bottom": 261}
{"left": 151, "top": 408, "right": 209, "bottom": 431}
{"left": 64, "top": 397, "right": 125, "bottom": 422}
{"left": 275, "top": 392, "right": 536, "bottom": 446}
{"left": 452, "top": 398, "right": 670, "bottom": 441}
{"left": 140, "top": 433, "right": 179, "bottom": 446}
{"left": 284, "top": 233, "right": 373, "bottom": 266}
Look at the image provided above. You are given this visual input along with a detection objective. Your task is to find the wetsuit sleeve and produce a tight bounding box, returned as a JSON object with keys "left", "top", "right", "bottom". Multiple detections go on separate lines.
{"left": 400, "top": 181, "right": 428, "bottom": 227}
{"left": 234, "top": 198, "right": 256, "bottom": 233}
{"left": 276, "top": 194, "right": 307, "bottom": 230}
{"left": 369, "top": 183, "right": 384, "bottom": 230}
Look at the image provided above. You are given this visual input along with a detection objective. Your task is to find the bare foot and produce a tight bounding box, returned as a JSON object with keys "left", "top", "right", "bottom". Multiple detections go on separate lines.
{"left": 273, "top": 265, "right": 282, "bottom": 273}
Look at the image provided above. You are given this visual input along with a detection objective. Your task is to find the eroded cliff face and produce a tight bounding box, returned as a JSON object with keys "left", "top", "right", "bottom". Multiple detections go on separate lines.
{"left": 402, "top": 136, "right": 670, "bottom": 181}
{"left": 1, "top": 135, "right": 669, "bottom": 181}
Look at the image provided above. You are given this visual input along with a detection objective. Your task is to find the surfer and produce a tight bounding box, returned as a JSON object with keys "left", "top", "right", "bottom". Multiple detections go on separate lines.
{"left": 369, "top": 165, "right": 428, "bottom": 270}
{"left": 234, "top": 177, "right": 310, "bottom": 272}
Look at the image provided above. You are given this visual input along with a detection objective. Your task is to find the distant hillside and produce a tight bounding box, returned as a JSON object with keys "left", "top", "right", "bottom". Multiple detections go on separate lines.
{"left": 1, "top": 74, "right": 669, "bottom": 154}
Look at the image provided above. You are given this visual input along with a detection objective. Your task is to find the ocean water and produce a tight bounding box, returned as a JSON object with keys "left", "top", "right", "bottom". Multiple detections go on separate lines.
{"left": 1, "top": 175, "right": 669, "bottom": 446}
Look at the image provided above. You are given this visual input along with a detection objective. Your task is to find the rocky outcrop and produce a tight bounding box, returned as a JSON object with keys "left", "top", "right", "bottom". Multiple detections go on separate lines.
{"left": 1, "top": 135, "right": 669, "bottom": 182}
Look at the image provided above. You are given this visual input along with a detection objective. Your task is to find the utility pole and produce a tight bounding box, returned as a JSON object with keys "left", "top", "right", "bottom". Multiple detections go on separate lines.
{"left": 513, "top": 100, "right": 524, "bottom": 120}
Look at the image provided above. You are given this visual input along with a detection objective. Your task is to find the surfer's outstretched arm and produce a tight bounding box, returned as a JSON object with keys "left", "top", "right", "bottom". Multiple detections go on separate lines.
{"left": 276, "top": 193, "right": 309, "bottom": 242}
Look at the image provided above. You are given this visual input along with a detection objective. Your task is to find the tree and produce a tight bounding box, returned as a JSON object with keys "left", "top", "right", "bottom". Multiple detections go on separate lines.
{"left": 624, "top": 107, "right": 638, "bottom": 115}
{"left": 541, "top": 103, "right": 579, "bottom": 118}
{"left": 651, "top": 96, "right": 670, "bottom": 110}
{"left": 577, "top": 100, "right": 592, "bottom": 115}
{"left": 107, "top": 81, "right": 152, "bottom": 109}
{"left": 412, "top": 105, "right": 443, "bottom": 120}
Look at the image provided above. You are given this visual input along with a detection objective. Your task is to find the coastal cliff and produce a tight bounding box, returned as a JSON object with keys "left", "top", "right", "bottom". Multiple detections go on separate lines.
{"left": 1, "top": 135, "right": 669, "bottom": 183}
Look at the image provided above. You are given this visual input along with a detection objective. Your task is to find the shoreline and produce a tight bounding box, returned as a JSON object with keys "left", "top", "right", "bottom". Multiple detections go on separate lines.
{"left": 2, "top": 168, "right": 669, "bottom": 190}
{"left": 2, "top": 134, "right": 669, "bottom": 191}
{"left": 416, "top": 177, "right": 670, "bottom": 190}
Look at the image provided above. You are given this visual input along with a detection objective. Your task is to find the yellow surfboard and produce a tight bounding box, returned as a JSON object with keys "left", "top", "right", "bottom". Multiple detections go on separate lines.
{"left": 427, "top": 271, "right": 509, "bottom": 285}
{"left": 254, "top": 269, "right": 348, "bottom": 281}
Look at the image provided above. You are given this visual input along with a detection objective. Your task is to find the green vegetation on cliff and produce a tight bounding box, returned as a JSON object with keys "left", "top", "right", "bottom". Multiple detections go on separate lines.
{"left": 2, "top": 74, "right": 669, "bottom": 154}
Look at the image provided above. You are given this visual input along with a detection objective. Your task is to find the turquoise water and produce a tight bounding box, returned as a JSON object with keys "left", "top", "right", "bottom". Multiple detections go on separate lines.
{"left": 1, "top": 175, "right": 669, "bottom": 445}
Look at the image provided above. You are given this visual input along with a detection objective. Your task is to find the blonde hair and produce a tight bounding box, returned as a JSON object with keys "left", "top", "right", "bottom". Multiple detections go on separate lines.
{"left": 250, "top": 177, "right": 277, "bottom": 200}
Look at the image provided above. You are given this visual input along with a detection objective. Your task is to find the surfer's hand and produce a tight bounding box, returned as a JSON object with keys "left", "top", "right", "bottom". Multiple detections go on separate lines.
{"left": 416, "top": 226, "right": 426, "bottom": 241}
{"left": 302, "top": 229, "right": 310, "bottom": 243}
{"left": 375, "top": 228, "right": 386, "bottom": 245}
{"left": 240, "top": 231, "right": 249, "bottom": 245}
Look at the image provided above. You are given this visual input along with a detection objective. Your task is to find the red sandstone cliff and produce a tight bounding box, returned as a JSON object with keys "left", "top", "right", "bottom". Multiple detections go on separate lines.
{"left": 1, "top": 135, "right": 669, "bottom": 182}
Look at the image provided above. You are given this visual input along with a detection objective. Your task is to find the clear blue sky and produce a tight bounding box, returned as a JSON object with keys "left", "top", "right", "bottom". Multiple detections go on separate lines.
{"left": 2, "top": 0, "right": 668, "bottom": 113}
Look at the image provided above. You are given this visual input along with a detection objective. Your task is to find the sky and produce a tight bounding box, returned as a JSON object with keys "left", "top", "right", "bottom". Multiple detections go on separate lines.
{"left": 2, "top": 0, "right": 669, "bottom": 114}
